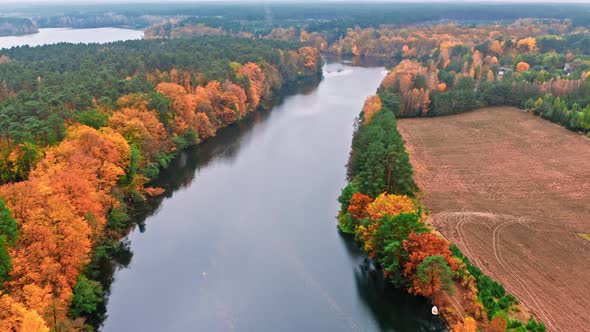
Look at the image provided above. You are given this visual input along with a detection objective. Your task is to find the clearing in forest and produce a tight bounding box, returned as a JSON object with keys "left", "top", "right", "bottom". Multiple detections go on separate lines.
{"left": 398, "top": 107, "right": 590, "bottom": 332}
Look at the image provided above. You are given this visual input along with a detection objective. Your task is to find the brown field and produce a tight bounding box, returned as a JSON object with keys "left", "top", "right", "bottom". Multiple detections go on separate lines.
{"left": 398, "top": 107, "right": 590, "bottom": 332}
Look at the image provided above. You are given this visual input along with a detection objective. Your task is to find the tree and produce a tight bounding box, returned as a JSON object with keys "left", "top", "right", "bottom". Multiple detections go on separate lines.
{"left": 7, "top": 143, "right": 40, "bottom": 182}
{"left": 75, "top": 109, "right": 109, "bottom": 129}
{"left": 361, "top": 95, "right": 382, "bottom": 124}
{"left": 576, "top": 106, "right": 590, "bottom": 133}
{"left": 21, "top": 310, "right": 50, "bottom": 332}
{"left": 0, "top": 198, "right": 16, "bottom": 244}
{"left": 69, "top": 275, "right": 103, "bottom": 318}
{"left": 366, "top": 193, "right": 415, "bottom": 220}
{"left": 337, "top": 183, "right": 358, "bottom": 213}
{"left": 348, "top": 110, "right": 415, "bottom": 197}
{"left": 378, "top": 89, "right": 401, "bottom": 116}
{"left": 517, "top": 37, "right": 536, "bottom": 52}
{"left": 414, "top": 255, "right": 454, "bottom": 298}
{"left": 237, "top": 62, "right": 267, "bottom": 109}
{"left": 516, "top": 61, "right": 531, "bottom": 72}
{"left": 0, "top": 293, "right": 49, "bottom": 332}
{"left": 347, "top": 192, "right": 373, "bottom": 220}
{"left": 109, "top": 106, "right": 168, "bottom": 162}
{"left": 0, "top": 236, "right": 12, "bottom": 287}
{"left": 0, "top": 198, "right": 16, "bottom": 286}
{"left": 487, "top": 312, "right": 508, "bottom": 332}
{"left": 403, "top": 232, "right": 457, "bottom": 297}
{"left": 357, "top": 212, "right": 426, "bottom": 284}
{"left": 452, "top": 316, "right": 477, "bottom": 332}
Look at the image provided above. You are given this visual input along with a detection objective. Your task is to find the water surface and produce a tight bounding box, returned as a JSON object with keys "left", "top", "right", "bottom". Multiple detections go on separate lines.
{"left": 102, "top": 60, "right": 445, "bottom": 332}
{"left": 0, "top": 27, "right": 143, "bottom": 49}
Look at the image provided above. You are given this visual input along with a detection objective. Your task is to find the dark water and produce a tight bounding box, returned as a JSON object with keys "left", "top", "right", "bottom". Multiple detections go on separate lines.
{"left": 102, "top": 60, "right": 445, "bottom": 332}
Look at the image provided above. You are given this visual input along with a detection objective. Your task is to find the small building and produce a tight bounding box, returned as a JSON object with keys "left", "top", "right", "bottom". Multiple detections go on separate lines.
{"left": 498, "top": 66, "right": 512, "bottom": 77}
{"left": 564, "top": 63, "right": 572, "bottom": 75}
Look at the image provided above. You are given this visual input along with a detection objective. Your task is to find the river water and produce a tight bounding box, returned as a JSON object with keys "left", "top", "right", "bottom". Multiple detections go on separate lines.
{"left": 0, "top": 27, "right": 143, "bottom": 49}
{"left": 101, "top": 60, "right": 445, "bottom": 332}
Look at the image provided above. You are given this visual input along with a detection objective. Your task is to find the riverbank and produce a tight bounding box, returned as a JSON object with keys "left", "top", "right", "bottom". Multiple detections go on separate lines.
{"left": 99, "top": 60, "right": 445, "bottom": 332}
{"left": 337, "top": 96, "right": 548, "bottom": 331}
{"left": 79, "top": 72, "right": 323, "bottom": 330}
{"left": 0, "top": 38, "right": 322, "bottom": 331}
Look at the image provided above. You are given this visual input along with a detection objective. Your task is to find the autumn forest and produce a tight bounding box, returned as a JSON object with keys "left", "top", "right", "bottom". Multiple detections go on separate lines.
{"left": 1, "top": 1, "right": 589, "bottom": 332}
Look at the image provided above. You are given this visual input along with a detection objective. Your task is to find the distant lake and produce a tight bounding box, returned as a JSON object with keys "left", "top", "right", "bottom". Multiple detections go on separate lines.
{"left": 0, "top": 27, "right": 144, "bottom": 49}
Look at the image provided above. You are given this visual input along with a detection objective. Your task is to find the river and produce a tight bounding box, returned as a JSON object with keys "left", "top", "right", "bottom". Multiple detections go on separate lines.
{"left": 0, "top": 27, "right": 143, "bottom": 49}
{"left": 101, "top": 59, "right": 445, "bottom": 332}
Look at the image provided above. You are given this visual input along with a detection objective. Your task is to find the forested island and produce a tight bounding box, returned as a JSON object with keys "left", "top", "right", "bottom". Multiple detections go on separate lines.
{"left": 0, "top": 2, "right": 589, "bottom": 331}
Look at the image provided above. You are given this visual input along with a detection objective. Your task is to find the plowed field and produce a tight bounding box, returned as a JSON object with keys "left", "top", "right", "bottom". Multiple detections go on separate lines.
{"left": 398, "top": 107, "right": 590, "bottom": 331}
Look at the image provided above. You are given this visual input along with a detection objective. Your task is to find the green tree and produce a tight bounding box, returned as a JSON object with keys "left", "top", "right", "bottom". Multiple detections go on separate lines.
{"left": 337, "top": 183, "right": 358, "bottom": 213}
{"left": 416, "top": 255, "right": 454, "bottom": 294}
{"left": 374, "top": 212, "right": 426, "bottom": 285}
{"left": 76, "top": 109, "right": 109, "bottom": 129}
{"left": 0, "top": 236, "right": 12, "bottom": 287}
{"left": 69, "top": 275, "right": 104, "bottom": 318}
{"left": 348, "top": 110, "right": 415, "bottom": 197}
{"left": 377, "top": 88, "right": 400, "bottom": 116}
{"left": 0, "top": 199, "right": 17, "bottom": 286}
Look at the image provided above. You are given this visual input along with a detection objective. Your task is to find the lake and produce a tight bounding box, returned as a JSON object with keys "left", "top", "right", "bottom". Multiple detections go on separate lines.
{"left": 101, "top": 59, "right": 445, "bottom": 332}
{"left": 0, "top": 27, "right": 143, "bottom": 49}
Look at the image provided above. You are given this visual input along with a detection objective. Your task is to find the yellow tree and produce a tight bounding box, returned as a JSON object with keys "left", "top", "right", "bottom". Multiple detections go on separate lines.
{"left": 361, "top": 95, "right": 382, "bottom": 124}
{"left": 366, "top": 193, "right": 415, "bottom": 220}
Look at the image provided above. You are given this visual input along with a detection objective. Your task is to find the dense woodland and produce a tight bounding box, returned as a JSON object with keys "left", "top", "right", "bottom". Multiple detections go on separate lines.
{"left": 1, "top": 2, "right": 590, "bottom": 331}
{"left": 366, "top": 21, "right": 590, "bottom": 137}
{"left": 142, "top": 6, "right": 590, "bottom": 134}
{"left": 0, "top": 36, "right": 321, "bottom": 331}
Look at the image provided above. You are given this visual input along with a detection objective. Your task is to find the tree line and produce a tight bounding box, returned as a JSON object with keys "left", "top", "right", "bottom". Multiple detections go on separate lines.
{"left": 366, "top": 22, "right": 590, "bottom": 138}
{"left": 145, "top": 17, "right": 590, "bottom": 137}
{"left": 0, "top": 18, "right": 38, "bottom": 37}
{"left": 0, "top": 36, "right": 319, "bottom": 183}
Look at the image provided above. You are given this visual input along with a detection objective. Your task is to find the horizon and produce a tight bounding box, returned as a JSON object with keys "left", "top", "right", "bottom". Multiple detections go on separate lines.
{"left": 2, "top": 0, "right": 590, "bottom": 5}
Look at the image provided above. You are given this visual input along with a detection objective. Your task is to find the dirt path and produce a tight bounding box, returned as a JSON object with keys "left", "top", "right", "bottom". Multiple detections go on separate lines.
{"left": 398, "top": 107, "right": 590, "bottom": 331}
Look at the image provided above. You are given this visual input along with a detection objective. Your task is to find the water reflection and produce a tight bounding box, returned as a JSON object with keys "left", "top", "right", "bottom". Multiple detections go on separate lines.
{"left": 336, "top": 231, "right": 445, "bottom": 331}
{"left": 354, "top": 259, "right": 446, "bottom": 332}
{"left": 325, "top": 54, "right": 397, "bottom": 69}
{"left": 100, "top": 60, "right": 445, "bottom": 332}
{"left": 91, "top": 80, "right": 319, "bottom": 329}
